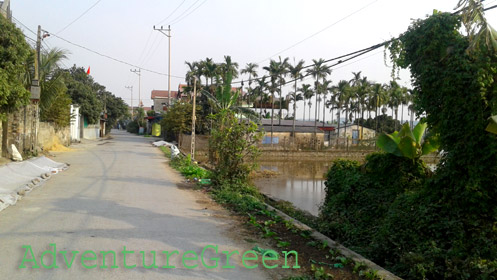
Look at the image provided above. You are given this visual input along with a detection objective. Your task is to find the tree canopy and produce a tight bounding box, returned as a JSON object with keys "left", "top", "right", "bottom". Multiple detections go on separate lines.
{"left": 0, "top": 15, "right": 32, "bottom": 118}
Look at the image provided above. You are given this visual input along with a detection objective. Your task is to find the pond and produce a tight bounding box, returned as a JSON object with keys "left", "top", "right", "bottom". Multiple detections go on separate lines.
{"left": 253, "top": 160, "right": 332, "bottom": 216}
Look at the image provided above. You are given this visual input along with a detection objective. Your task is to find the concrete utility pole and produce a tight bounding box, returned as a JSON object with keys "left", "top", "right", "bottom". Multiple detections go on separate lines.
{"left": 125, "top": 86, "right": 133, "bottom": 118}
{"left": 191, "top": 77, "right": 197, "bottom": 160}
{"left": 153, "top": 25, "right": 172, "bottom": 106}
{"left": 130, "top": 69, "right": 141, "bottom": 107}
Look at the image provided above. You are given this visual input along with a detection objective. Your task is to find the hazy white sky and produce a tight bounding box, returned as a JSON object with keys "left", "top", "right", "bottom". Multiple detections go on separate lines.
{"left": 10, "top": 0, "right": 497, "bottom": 118}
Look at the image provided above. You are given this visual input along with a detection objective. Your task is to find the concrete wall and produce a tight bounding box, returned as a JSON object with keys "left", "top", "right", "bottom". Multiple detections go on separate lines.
{"left": 38, "top": 122, "right": 71, "bottom": 151}
{"left": 1, "top": 104, "right": 39, "bottom": 157}
{"left": 82, "top": 125, "right": 100, "bottom": 140}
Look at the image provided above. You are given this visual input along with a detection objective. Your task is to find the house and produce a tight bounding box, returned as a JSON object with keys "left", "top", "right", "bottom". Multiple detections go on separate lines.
{"left": 333, "top": 124, "right": 376, "bottom": 146}
{"left": 259, "top": 119, "right": 333, "bottom": 148}
{"left": 151, "top": 90, "right": 178, "bottom": 113}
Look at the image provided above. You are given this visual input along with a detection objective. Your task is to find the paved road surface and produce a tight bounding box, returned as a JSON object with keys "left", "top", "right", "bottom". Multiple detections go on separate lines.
{"left": 0, "top": 130, "right": 275, "bottom": 279}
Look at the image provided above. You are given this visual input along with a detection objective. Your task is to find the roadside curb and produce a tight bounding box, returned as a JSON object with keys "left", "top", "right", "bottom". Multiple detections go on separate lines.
{"left": 262, "top": 195, "right": 402, "bottom": 280}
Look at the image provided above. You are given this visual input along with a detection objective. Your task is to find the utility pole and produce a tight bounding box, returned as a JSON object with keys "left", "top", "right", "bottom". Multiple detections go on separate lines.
{"left": 125, "top": 86, "right": 133, "bottom": 118}
{"left": 130, "top": 69, "right": 141, "bottom": 107}
{"left": 191, "top": 77, "right": 197, "bottom": 160}
{"left": 153, "top": 25, "right": 172, "bottom": 106}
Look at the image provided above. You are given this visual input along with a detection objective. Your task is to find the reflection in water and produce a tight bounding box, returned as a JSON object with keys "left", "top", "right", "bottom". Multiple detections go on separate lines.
{"left": 254, "top": 161, "right": 331, "bottom": 216}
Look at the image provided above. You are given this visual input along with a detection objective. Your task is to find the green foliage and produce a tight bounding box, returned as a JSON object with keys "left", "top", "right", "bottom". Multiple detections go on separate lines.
{"left": 170, "top": 154, "right": 211, "bottom": 180}
{"left": 486, "top": 115, "right": 497, "bottom": 134}
{"left": 0, "top": 15, "right": 32, "bottom": 117}
{"left": 318, "top": 10, "right": 497, "bottom": 279}
{"left": 353, "top": 115, "right": 400, "bottom": 134}
{"left": 211, "top": 183, "right": 265, "bottom": 213}
{"left": 126, "top": 120, "right": 139, "bottom": 134}
{"left": 40, "top": 92, "right": 72, "bottom": 127}
{"left": 319, "top": 154, "right": 428, "bottom": 264}
{"left": 209, "top": 110, "right": 263, "bottom": 185}
{"left": 160, "top": 102, "right": 197, "bottom": 142}
{"left": 64, "top": 66, "right": 103, "bottom": 124}
{"left": 377, "top": 122, "right": 439, "bottom": 159}
{"left": 103, "top": 93, "right": 128, "bottom": 133}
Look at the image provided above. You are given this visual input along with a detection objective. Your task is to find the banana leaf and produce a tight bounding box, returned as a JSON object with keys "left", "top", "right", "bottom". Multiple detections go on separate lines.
{"left": 486, "top": 115, "right": 497, "bottom": 134}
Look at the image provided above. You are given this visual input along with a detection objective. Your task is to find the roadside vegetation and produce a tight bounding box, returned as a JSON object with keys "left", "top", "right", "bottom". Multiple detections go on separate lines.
{"left": 159, "top": 1, "right": 497, "bottom": 279}
{"left": 159, "top": 58, "right": 390, "bottom": 279}
{"left": 319, "top": 3, "right": 497, "bottom": 278}
{"left": 0, "top": 15, "right": 129, "bottom": 151}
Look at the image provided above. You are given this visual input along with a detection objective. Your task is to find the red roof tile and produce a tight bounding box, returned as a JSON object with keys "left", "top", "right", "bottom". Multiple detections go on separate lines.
{"left": 151, "top": 90, "right": 178, "bottom": 99}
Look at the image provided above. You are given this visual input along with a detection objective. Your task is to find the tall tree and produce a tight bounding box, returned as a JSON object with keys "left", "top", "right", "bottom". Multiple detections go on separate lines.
{"left": 288, "top": 59, "right": 305, "bottom": 139}
{"left": 0, "top": 15, "right": 32, "bottom": 156}
{"left": 307, "top": 58, "right": 331, "bottom": 140}
{"left": 241, "top": 62, "right": 259, "bottom": 112}
{"left": 299, "top": 84, "right": 313, "bottom": 122}
{"left": 39, "top": 48, "right": 72, "bottom": 127}
{"left": 263, "top": 59, "right": 282, "bottom": 145}
{"left": 332, "top": 80, "right": 351, "bottom": 146}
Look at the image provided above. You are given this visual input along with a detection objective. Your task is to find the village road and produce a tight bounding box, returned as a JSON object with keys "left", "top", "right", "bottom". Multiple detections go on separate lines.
{"left": 0, "top": 130, "right": 275, "bottom": 280}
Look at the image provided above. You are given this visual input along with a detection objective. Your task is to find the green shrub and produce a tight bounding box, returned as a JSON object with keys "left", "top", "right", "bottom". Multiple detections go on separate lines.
{"left": 126, "top": 120, "right": 139, "bottom": 134}
{"left": 169, "top": 154, "right": 212, "bottom": 180}
{"left": 212, "top": 183, "right": 265, "bottom": 213}
{"left": 319, "top": 153, "right": 428, "bottom": 260}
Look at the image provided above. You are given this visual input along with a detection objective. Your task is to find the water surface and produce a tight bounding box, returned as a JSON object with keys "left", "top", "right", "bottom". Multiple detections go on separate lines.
{"left": 253, "top": 160, "right": 331, "bottom": 216}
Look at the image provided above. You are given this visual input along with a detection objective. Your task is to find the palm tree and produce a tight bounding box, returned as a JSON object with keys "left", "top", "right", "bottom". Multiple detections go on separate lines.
{"left": 299, "top": 84, "right": 313, "bottom": 122}
{"left": 263, "top": 59, "right": 281, "bottom": 145}
{"left": 320, "top": 79, "right": 332, "bottom": 126}
{"left": 333, "top": 80, "right": 351, "bottom": 147}
{"left": 288, "top": 59, "right": 305, "bottom": 139}
{"left": 202, "top": 71, "right": 258, "bottom": 122}
{"left": 275, "top": 57, "right": 290, "bottom": 125}
{"left": 241, "top": 62, "right": 259, "bottom": 112}
{"left": 254, "top": 76, "right": 267, "bottom": 120}
{"left": 356, "top": 76, "right": 370, "bottom": 140}
{"left": 306, "top": 58, "right": 331, "bottom": 138}
{"left": 370, "top": 83, "right": 386, "bottom": 133}
{"left": 203, "top": 57, "right": 218, "bottom": 89}
{"left": 219, "top": 55, "right": 239, "bottom": 79}
{"left": 387, "top": 80, "right": 402, "bottom": 130}
{"left": 39, "top": 48, "right": 69, "bottom": 113}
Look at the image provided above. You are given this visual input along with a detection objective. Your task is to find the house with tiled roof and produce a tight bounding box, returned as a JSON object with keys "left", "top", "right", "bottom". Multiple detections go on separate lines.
{"left": 151, "top": 90, "right": 178, "bottom": 113}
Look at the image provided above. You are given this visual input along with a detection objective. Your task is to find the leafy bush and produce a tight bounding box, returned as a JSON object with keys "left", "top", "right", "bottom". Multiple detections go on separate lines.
{"left": 319, "top": 153, "right": 429, "bottom": 264}
{"left": 212, "top": 183, "right": 265, "bottom": 213}
{"left": 126, "top": 120, "right": 139, "bottom": 134}
{"left": 170, "top": 154, "right": 211, "bottom": 180}
{"left": 209, "top": 110, "right": 263, "bottom": 185}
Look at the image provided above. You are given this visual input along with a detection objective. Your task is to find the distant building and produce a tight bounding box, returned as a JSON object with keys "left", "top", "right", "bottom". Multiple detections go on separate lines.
{"left": 151, "top": 90, "right": 178, "bottom": 113}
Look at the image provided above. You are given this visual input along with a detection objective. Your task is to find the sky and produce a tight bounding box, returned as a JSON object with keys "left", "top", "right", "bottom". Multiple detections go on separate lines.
{"left": 9, "top": 0, "right": 497, "bottom": 120}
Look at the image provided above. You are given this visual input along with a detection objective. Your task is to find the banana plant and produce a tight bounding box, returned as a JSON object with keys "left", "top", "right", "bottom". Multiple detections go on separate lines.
{"left": 377, "top": 121, "right": 439, "bottom": 160}
{"left": 486, "top": 115, "right": 497, "bottom": 135}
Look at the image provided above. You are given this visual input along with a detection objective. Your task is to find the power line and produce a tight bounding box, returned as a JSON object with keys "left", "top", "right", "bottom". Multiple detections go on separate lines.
{"left": 56, "top": 0, "right": 103, "bottom": 35}
{"left": 169, "top": 0, "right": 208, "bottom": 25}
{"left": 233, "top": 3, "right": 497, "bottom": 87}
{"left": 258, "top": 0, "right": 380, "bottom": 64}
{"left": 11, "top": 15, "right": 37, "bottom": 36}
{"left": 232, "top": 41, "right": 388, "bottom": 85}
{"left": 167, "top": 0, "right": 202, "bottom": 25}
{"left": 44, "top": 30, "right": 185, "bottom": 79}
{"left": 156, "top": 0, "right": 187, "bottom": 25}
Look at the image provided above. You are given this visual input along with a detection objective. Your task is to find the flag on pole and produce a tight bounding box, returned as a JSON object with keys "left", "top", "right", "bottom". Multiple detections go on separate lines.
{"left": 87, "top": 66, "right": 91, "bottom": 75}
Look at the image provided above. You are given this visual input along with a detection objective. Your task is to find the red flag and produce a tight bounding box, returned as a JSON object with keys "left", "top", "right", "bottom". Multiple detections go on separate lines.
{"left": 86, "top": 66, "right": 91, "bottom": 75}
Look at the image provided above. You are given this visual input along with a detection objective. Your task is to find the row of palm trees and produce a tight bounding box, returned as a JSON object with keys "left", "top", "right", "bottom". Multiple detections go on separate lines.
{"left": 185, "top": 56, "right": 413, "bottom": 145}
